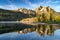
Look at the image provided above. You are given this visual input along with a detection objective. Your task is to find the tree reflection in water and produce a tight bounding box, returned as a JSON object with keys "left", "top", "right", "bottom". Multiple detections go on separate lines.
{"left": 18, "top": 24, "right": 59, "bottom": 37}
{"left": 36, "top": 24, "right": 59, "bottom": 36}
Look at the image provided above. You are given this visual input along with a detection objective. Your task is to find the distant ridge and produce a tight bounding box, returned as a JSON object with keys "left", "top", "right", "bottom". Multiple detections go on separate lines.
{"left": 0, "top": 8, "right": 30, "bottom": 21}
{"left": 17, "top": 8, "right": 36, "bottom": 14}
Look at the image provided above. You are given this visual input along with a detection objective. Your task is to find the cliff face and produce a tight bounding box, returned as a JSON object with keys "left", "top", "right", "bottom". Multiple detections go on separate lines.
{"left": 35, "top": 6, "right": 55, "bottom": 15}
{"left": 35, "top": 6, "right": 60, "bottom": 22}
{"left": 18, "top": 8, "right": 36, "bottom": 14}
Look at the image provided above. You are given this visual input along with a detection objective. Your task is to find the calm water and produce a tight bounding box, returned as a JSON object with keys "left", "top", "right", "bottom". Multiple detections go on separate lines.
{"left": 0, "top": 24, "right": 60, "bottom": 40}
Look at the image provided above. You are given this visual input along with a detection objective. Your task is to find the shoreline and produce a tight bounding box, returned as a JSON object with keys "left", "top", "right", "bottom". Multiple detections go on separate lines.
{"left": 0, "top": 21, "right": 60, "bottom": 26}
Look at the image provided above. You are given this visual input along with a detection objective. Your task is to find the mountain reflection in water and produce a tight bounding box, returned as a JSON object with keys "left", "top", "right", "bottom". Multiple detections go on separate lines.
{"left": 0, "top": 24, "right": 60, "bottom": 40}
{"left": 18, "top": 24, "right": 59, "bottom": 37}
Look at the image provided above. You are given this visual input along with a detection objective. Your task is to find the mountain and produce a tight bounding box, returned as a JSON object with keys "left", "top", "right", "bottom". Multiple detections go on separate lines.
{"left": 0, "top": 6, "right": 60, "bottom": 22}
{"left": 35, "top": 6, "right": 60, "bottom": 22}
{"left": 20, "top": 6, "right": 60, "bottom": 24}
{"left": 0, "top": 8, "right": 31, "bottom": 21}
{"left": 18, "top": 8, "right": 36, "bottom": 14}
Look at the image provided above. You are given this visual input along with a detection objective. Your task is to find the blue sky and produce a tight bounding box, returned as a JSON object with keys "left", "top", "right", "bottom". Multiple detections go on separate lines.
{"left": 0, "top": 0, "right": 60, "bottom": 12}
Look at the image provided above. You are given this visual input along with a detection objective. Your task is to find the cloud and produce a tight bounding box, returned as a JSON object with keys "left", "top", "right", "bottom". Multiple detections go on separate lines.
{"left": 51, "top": 1, "right": 59, "bottom": 3}
{"left": 28, "top": 2, "right": 37, "bottom": 7}
{"left": 24, "top": 0, "right": 38, "bottom": 9}
{"left": 6, "top": 5, "right": 18, "bottom": 10}
{"left": 40, "top": 0, "right": 59, "bottom": 5}
{"left": 39, "top": 0, "right": 51, "bottom": 5}
{"left": 0, "top": 0, "right": 19, "bottom": 10}
{"left": 0, "top": 6, "right": 4, "bottom": 8}
{"left": 0, "top": 4, "right": 19, "bottom": 10}
{"left": 55, "top": 6, "right": 60, "bottom": 12}
{"left": 51, "top": 5, "right": 60, "bottom": 12}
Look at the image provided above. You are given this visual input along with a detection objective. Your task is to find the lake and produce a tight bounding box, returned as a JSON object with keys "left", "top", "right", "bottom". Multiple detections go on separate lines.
{"left": 0, "top": 24, "right": 60, "bottom": 40}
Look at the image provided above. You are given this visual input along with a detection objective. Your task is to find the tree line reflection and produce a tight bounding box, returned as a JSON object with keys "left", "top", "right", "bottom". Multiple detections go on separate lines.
{"left": 18, "top": 24, "right": 59, "bottom": 36}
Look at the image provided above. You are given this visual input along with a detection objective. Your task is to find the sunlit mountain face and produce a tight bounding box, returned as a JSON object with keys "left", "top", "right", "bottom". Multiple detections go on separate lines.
{"left": 35, "top": 6, "right": 60, "bottom": 24}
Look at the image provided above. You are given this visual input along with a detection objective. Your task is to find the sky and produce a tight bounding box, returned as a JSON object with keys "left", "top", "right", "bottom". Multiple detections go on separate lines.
{"left": 0, "top": 0, "right": 60, "bottom": 12}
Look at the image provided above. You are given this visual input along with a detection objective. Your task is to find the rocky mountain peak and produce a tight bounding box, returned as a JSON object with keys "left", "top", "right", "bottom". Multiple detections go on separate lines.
{"left": 35, "top": 6, "right": 55, "bottom": 14}
{"left": 17, "top": 8, "right": 35, "bottom": 14}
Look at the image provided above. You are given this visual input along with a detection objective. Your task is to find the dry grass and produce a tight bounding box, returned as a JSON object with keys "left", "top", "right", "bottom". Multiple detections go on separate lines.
{"left": 20, "top": 17, "right": 37, "bottom": 24}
